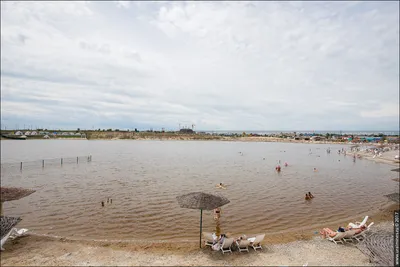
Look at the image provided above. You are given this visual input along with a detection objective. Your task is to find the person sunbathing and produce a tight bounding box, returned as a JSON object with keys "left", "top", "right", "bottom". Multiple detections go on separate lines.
{"left": 320, "top": 228, "right": 338, "bottom": 238}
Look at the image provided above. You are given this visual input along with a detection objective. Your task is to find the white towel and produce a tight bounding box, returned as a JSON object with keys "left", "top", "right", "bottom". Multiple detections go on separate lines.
{"left": 247, "top": 237, "right": 256, "bottom": 243}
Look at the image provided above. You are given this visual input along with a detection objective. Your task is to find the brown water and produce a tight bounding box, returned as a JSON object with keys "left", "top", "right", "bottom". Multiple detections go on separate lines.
{"left": 0, "top": 140, "right": 396, "bottom": 242}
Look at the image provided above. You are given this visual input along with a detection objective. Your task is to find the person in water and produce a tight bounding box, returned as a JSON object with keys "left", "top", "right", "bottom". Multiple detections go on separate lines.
{"left": 214, "top": 207, "right": 221, "bottom": 220}
{"left": 284, "top": 162, "right": 288, "bottom": 167}
{"left": 305, "top": 193, "right": 311, "bottom": 200}
{"left": 216, "top": 183, "right": 226, "bottom": 189}
{"left": 308, "top": 192, "right": 314, "bottom": 198}
{"left": 313, "top": 168, "right": 317, "bottom": 172}
{"left": 276, "top": 165, "right": 281, "bottom": 172}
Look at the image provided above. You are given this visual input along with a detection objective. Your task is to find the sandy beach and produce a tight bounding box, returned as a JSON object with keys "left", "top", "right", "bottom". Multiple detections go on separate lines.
{"left": 1, "top": 204, "right": 397, "bottom": 266}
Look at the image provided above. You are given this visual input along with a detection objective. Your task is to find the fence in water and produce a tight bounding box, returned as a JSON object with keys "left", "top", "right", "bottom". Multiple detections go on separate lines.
{"left": 0, "top": 155, "right": 92, "bottom": 172}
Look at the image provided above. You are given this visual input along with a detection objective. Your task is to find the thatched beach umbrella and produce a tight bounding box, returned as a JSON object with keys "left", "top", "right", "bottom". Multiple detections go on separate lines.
{"left": 1, "top": 216, "right": 22, "bottom": 240}
{"left": 0, "top": 187, "right": 36, "bottom": 215}
{"left": 357, "top": 231, "right": 394, "bottom": 266}
{"left": 384, "top": 193, "right": 399, "bottom": 203}
{"left": 176, "top": 192, "right": 230, "bottom": 248}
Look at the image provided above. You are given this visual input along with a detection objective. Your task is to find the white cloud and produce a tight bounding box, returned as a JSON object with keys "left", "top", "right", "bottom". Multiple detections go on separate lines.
{"left": 1, "top": 1, "right": 399, "bottom": 131}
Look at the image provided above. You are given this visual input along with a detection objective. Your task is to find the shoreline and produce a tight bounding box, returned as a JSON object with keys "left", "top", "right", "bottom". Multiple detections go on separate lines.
{"left": 1, "top": 203, "right": 397, "bottom": 266}
{"left": 1, "top": 220, "right": 395, "bottom": 266}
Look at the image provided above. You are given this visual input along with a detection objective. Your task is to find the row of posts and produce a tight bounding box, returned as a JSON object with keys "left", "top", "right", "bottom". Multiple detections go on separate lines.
{"left": 19, "top": 155, "right": 92, "bottom": 170}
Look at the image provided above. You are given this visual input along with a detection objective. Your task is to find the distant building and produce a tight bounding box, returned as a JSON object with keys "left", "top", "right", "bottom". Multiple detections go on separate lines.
{"left": 311, "top": 136, "right": 326, "bottom": 141}
{"left": 179, "top": 129, "right": 195, "bottom": 134}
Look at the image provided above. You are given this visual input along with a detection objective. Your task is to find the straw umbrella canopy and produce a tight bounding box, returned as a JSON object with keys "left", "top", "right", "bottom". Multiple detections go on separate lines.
{"left": 176, "top": 192, "right": 230, "bottom": 248}
{"left": 1, "top": 187, "right": 36, "bottom": 203}
{"left": 0, "top": 187, "right": 36, "bottom": 215}
{"left": 1, "top": 216, "right": 22, "bottom": 240}
{"left": 384, "top": 193, "right": 399, "bottom": 203}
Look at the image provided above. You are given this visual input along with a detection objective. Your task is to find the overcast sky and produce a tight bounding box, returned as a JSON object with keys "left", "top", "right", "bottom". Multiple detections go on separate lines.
{"left": 1, "top": 1, "right": 399, "bottom": 131}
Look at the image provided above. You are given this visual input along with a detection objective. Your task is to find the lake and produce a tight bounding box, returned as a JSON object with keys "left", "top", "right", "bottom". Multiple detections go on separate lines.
{"left": 0, "top": 140, "right": 395, "bottom": 242}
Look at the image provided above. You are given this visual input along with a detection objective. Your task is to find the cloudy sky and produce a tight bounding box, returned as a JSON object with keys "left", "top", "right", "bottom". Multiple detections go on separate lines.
{"left": 1, "top": 1, "right": 399, "bottom": 131}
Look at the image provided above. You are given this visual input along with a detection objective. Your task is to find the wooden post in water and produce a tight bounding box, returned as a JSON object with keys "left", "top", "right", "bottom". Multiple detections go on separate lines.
{"left": 77, "top": 157, "right": 79, "bottom": 164}
{"left": 42, "top": 160, "right": 44, "bottom": 168}
{"left": 61, "top": 158, "right": 63, "bottom": 165}
{"left": 20, "top": 162, "right": 23, "bottom": 171}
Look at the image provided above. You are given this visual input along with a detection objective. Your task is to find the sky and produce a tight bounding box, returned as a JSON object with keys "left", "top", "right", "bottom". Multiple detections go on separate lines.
{"left": 1, "top": 1, "right": 399, "bottom": 131}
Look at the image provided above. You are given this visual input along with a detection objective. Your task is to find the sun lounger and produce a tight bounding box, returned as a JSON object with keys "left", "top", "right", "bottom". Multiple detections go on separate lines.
{"left": 220, "top": 237, "right": 234, "bottom": 254}
{"left": 352, "top": 222, "right": 374, "bottom": 242}
{"left": 348, "top": 216, "right": 368, "bottom": 229}
{"left": 1, "top": 216, "right": 22, "bottom": 251}
{"left": 203, "top": 232, "right": 215, "bottom": 247}
{"left": 327, "top": 232, "right": 346, "bottom": 244}
{"left": 342, "top": 229, "right": 358, "bottom": 243}
{"left": 247, "top": 234, "right": 265, "bottom": 251}
{"left": 235, "top": 239, "right": 250, "bottom": 253}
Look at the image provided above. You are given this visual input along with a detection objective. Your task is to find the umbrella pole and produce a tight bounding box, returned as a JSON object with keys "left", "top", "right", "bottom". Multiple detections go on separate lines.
{"left": 199, "top": 209, "right": 203, "bottom": 248}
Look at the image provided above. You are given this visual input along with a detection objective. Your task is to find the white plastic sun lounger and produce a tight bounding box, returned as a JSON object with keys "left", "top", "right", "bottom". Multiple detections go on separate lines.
{"left": 220, "top": 237, "right": 234, "bottom": 254}
{"left": 203, "top": 232, "right": 215, "bottom": 247}
{"left": 348, "top": 215, "right": 368, "bottom": 229}
{"left": 235, "top": 239, "right": 251, "bottom": 253}
{"left": 1, "top": 228, "right": 28, "bottom": 251}
{"left": 342, "top": 229, "right": 358, "bottom": 243}
{"left": 327, "top": 232, "right": 346, "bottom": 244}
{"left": 247, "top": 234, "right": 265, "bottom": 251}
{"left": 352, "top": 222, "right": 374, "bottom": 242}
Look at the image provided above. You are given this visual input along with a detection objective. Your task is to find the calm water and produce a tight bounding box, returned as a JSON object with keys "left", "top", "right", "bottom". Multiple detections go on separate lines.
{"left": 0, "top": 140, "right": 396, "bottom": 242}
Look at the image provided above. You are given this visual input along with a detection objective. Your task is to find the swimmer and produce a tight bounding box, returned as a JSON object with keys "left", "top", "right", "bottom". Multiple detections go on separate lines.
{"left": 308, "top": 192, "right": 314, "bottom": 198}
{"left": 284, "top": 162, "right": 288, "bottom": 167}
{"left": 276, "top": 165, "right": 281, "bottom": 172}
{"left": 313, "top": 168, "right": 317, "bottom": 172}
{"left": 216, "top": 183, "right": 226, "bottom": 189}
{"left": 305, "top": 193, "right": 311, "bottom": 200}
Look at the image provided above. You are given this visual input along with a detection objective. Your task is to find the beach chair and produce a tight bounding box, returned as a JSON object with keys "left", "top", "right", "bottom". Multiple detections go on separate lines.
{"left": 235, "top": 239, "right": 250, "bottom": 253}
{"left": 247, "top": 234, "right": 265, "bottom": 251}
{"left": 348, "top": 215, "right": 368, "bottom": 229}
{"left": 327, "top": 232, "right": 346, "bottom": 244}
{"left": 352, "top": 222, "right": 374, "bottom": 242}
{"left": 203, "top": 232, "right": 215, "bottom": 247}
{"left": 220, "top": 237, "right": 234, "bottom": 254}
{"left": 342, "top": 229, "right": 357, "bottom": 243}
